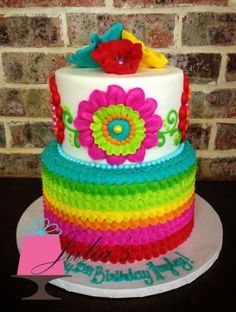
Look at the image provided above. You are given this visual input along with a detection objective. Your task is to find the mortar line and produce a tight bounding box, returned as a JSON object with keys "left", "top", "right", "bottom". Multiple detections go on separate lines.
{"left": 175, "top": 11, "right": 185, "bottom": 50}
{"left": 0, "top": 147, "right": 43, "bottom": 154}
{"left": 197, "top": 149, "right": 236, "bottom": 158}
{"left": 208, "top": 122, "right": 218, "bottom": 151}
{"left": 1, "top": 117, "right": 51, "bottom": 123}
{"left": 0, "top": 5, "right": 236, "bottom": 15}
{"left": 2, "top": 122, "right": 11, "bottom": 148}
{"left": 217, "top": 53, "right": 228, "bottom": 84}
{"left": 190, "top": 82, "right": 236, "bottom": 92}
{"left": 0, "top": 83, "right": 48, "bottom": 89}
{"left": 0, "top": 47, "right": 76, "bottom": 53}
{"left": 60, "top": 12, "right": 70, "bottom": 47}
{"left": 190, "top": 118, "right": 236, "bottom": 124}
{"left": 0, "top": 52, "right": 4, "bottom": 84}
{"left": 1, "top": 46, "right": 236, "bottom": 53}
{"left": 105, "top": 0, "right": 114, "bottom": 9}
{"left": 0, "top": 81, "right": 235, "bottom": 90}
{"left": 0, "top": 147, "right": 235, "bottom": 158}
{"left": 1, "top": 116, "right": 236, "bottom": 124}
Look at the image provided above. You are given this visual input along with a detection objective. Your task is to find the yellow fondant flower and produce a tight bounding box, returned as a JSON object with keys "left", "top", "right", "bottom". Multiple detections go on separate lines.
{"left": 122, "top": 30, "right": 168, "bottom": 68}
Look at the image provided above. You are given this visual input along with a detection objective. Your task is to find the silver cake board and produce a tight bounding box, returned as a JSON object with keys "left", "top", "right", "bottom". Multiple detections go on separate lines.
{"left": 16, "top": 194, "right": 223, "bottom": 298}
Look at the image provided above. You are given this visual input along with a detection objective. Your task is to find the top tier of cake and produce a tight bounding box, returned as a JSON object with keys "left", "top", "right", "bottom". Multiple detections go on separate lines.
{"left": 52, "top": 65, "right": 189, "bottom": 166}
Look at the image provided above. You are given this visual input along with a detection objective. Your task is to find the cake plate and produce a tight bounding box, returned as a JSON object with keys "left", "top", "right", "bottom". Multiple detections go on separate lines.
{"left": 16, "top": 194, "right": 223, "bottom": 298}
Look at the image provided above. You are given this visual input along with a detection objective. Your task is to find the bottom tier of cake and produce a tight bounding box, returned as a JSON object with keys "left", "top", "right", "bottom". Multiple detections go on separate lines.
{"left": 41, "top": 140, "right": 196, "bottom": 264}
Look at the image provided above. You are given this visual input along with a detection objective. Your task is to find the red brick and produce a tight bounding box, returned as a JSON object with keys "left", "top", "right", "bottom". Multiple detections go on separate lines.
{"left": 197, "top": 158, "right": 236, "bottom": 180}
{"left": 169, "top": 53, "right": 221, "bottom": 83}
{"left": 9, "top": 122, "right": 54, "bottom": 148}
{"left": 0, "top": 15, "right": 63, "bottom": 47}
{"left": 113, "top": 0, "right": 228, "bottom": 7}
{"left": 67, "top": 13, "right": 98, "bottom": 46}
{"left": 183, "top": 13, "right": 236, "bottom": 46}
{"left": 97, "top": 14, "right": 146, "bottom": 43}
{"left": 226, "top": 54, "right": 236, "bottom": 81}
{"left": 187, "top": 124, "right": 211, "bottom": 150}
{"left": 215, "top": 123, "right": 236, "bottom": 150}
{"left": 0, "top": 0, "right": 105, "bottom": 7}
{"left": 67, "top": 13, "right": 176, "bottom": 48}
{"left": 142, "top": 14, "right": 175, "bottom": 48}
{"left": 0, "top": 88, "right": 50, "bottom": 117}
{"left": 0, "top": 122, "right": 5, "bottom": 147}
{"left": 191, "top": 89, "right": 236, "bottom": 118}
{"left": 0, "top": 153, "right": 40, "bottom": 177}
{"left": 2, "top": 53, "right": 69, "bottom": 84}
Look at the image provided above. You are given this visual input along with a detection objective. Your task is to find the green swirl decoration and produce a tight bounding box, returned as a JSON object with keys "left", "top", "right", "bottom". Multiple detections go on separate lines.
{"left": 62, "top": 106, "right": 80, "bottom": 148}
{"left": 157, "top": 109, "right": 181, "bottom": 147}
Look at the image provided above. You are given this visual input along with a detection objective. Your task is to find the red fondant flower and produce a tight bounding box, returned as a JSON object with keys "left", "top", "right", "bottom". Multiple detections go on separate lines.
{"left": 49, "top": 75, "right": 65, "bottom": 144}
{"left": 178, "top": 74, "right": 191, "bottom": 142}
{"left": 92, "top": 39, "right": 143, "bottom": 75}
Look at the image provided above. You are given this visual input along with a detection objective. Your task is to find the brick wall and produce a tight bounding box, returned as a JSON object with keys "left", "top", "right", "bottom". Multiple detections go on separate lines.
{"left": 0, "top": 0, "right": 235, "bottom": 179}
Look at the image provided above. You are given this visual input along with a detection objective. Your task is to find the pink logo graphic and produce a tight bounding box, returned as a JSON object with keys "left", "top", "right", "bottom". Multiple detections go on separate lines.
{"left": 14, "top": 217, "right": 68, "bottom": 300}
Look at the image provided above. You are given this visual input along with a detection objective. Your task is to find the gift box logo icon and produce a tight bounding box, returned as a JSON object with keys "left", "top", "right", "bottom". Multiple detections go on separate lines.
{"left": 14, "top": 217, "right": 68, "bottom": 300}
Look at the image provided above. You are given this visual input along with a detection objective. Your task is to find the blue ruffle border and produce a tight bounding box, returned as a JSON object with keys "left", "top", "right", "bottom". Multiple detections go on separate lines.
{"left": 41, "top": 140, "right": 196, "bottom": 185}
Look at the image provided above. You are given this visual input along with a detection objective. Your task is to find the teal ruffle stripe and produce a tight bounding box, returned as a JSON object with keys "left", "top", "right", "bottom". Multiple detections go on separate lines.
{"left": 41, "top": 140, "right": 196, "bottom": 185}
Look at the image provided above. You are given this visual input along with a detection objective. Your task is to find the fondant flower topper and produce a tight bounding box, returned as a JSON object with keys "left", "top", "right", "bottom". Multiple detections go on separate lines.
{"left": 67, "top": 23, "right": 168, "bottom": 75}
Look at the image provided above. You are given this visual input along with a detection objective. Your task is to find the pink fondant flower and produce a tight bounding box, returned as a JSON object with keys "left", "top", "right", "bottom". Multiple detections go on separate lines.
{"left": 74, "top": 85, "right": 163, "bottom": 165}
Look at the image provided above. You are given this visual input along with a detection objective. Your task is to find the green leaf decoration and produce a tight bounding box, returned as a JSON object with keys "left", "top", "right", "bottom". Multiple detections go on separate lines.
{"left": 157, "top": 131, "right": 166, "bottom": 147}
{"left": 62, "top": 106, "right": 80, "bottom": 148}
{"left": 173, "top": 130, "right": 181, "bottom": 146}
{"left": 157, "top": 109, "right": 181, "bottom": 147}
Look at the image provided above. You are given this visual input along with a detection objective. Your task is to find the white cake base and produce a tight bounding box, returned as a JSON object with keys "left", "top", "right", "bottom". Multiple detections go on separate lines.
{"left": 16, "top": 194, "right": 223, "bottom": 298}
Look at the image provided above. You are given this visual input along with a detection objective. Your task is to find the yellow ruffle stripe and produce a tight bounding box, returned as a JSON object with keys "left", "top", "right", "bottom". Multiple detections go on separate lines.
{"left": 45, "top": 194, "right": 195, "bottom": 231}
{"left": 43, "top": 187, "right": 194, "bottom": 224}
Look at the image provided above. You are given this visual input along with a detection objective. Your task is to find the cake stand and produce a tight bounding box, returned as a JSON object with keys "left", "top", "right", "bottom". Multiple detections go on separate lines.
{"left": 16, "top": 194, "right": 223, "bottom": 298}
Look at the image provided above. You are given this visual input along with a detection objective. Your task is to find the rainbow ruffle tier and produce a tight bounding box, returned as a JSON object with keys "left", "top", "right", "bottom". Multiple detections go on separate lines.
{"left": 42, "top": 140, "right": 196, "bottom": 264}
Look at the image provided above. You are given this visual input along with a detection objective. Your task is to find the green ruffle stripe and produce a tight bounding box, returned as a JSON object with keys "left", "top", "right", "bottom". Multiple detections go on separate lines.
{"left": 43, "top": 173, "right": 195, "bottom": 212}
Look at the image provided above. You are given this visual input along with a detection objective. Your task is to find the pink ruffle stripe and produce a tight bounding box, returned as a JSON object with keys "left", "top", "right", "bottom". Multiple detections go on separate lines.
{"left": 44, "top": 202, "right": 194, "bottom": 247}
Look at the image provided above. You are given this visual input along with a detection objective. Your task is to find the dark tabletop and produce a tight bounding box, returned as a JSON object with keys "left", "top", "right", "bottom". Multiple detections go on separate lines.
{"left": 1, "top": 178, "right": 235, "bottom": 311}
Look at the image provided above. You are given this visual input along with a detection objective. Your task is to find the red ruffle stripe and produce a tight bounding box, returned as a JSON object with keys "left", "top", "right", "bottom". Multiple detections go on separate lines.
{"left": 60, "top": 217, "right": 194, "bottom": 264}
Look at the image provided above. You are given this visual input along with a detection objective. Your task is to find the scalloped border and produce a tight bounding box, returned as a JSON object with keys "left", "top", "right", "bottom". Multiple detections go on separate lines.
{"left": 57, "top": 143, "right": 185, "bottom": 170}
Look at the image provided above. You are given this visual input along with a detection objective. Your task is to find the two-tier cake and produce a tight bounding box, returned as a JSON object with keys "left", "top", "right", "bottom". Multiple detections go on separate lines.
{"left": 41, "top": 23, "right": 196, "bottom": 264}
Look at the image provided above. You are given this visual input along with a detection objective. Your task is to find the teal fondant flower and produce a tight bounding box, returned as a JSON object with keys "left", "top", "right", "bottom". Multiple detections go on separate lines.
{"left": 67, "top": 23, "right": 123, "bottom": 68}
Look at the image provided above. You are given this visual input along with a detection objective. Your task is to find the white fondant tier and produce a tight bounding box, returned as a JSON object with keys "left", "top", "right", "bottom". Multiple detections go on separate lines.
{"left": 55, "top": 66, "right": 184, "bottom": 164}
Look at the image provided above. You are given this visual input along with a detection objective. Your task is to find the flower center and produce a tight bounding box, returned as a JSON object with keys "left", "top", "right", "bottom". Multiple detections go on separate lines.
{"left": 116, "top": 55, "right": 128, "bottom": 66}
{"left": 107, "top": 119, "right": 131, "bottom": 141}
{"left": 113, "top": 125, "right": 123, "bottom": 134}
